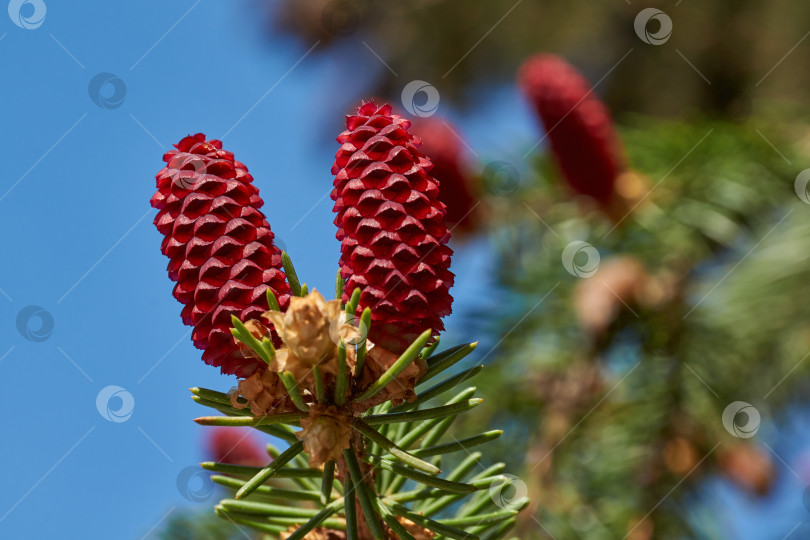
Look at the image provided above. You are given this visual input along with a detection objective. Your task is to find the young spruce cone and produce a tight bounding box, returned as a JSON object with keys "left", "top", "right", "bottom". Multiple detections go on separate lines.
{"left": 151, "top": 133, "right": 292, "bottom": 377}
{"left": 331, "top": 102, "right": 454, "bottom": 354}
{"left": 411, "top": 117, "right": 478, "bottom": 235}
{"left": 518, "top": 54, "right": 624, "bottom": 205}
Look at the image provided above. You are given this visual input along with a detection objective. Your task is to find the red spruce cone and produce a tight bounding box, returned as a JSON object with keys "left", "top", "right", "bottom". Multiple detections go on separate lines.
{"left": 518, "top": 54, "right": 624, "bottom": 205}
{"left": 331, "top": 102, "right": 454, "bottom": 353}
{"left": 411, "top": 117, "right": 478, "bottom": 235}
{"left": 206, "top": 426, "right": 267, "bottom": 467}
{"left": 151, "top": 133, "right": 291, "bottom": 377}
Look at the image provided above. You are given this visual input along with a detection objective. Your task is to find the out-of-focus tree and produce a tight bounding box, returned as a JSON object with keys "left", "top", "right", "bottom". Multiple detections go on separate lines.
{"left": 266, "top": 0, "right": 810, "bottom": 118}
{"left": 469, "top": 104, "right": 810, "bottom": 538}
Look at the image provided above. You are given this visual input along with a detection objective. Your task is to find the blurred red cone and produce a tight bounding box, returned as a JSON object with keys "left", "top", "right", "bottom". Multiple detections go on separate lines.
{"left": 519, "top": 54, "right": 634, "bottom": 220}
{"left": 206, "top": 426, "right": 267, "bottom": 467}
{"left": 411, "top": 117, "right": 479, "bottom": 236}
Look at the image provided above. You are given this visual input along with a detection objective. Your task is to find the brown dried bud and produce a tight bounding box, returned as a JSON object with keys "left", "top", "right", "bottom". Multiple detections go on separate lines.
{"left": 266, "top": 290, "right": 340, "bottom": 362}
{"left": 233, "top": 368, "right": 293, "bottom": 416}
{"left": 297, "top": 405, "right": 352, "bottom": 468}
{"left": 231, "top": 289, "right": 427, "bottom": 426}
{"left": 361, "top": 344, "right": 427, "bottom": 407}
{"left": 264, "top": 290, "right": 360, "bottom": 382}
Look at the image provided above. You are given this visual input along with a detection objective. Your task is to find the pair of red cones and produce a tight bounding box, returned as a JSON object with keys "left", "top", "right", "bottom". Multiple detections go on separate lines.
{"left": 150, "top": 55, "right": 623, "bottom": 377}
{"left": 151, "top": 103, "right": 454, "bottom": 377}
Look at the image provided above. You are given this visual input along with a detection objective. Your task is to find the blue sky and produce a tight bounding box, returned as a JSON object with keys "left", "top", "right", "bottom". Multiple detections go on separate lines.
{"left": 1, "top": 1, "right": 809, "bottom": 539}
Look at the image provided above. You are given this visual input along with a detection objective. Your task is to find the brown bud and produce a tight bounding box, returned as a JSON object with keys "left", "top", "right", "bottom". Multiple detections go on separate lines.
{"left": 297, "top": 405, "right": 352, "bottom": 468}
{"left": 361, "top": 344, "right": 427, "bottom": 407}
{"left": 265, "top": 290, "right": 340, "bottom": 366}
{"left": 719, "top": 444, "right": 775, "bottom": 496}
{"left": 261, "top": 289, "right": 361, "bottom": 384}
{"left": 663, "top": 437, "right": 699, "bottom": 475}
{"left": 574, "top": 256, "right": 648, "bottom": 335}
{"left": 233, "top": 368, "right": 292, "bottom": 416}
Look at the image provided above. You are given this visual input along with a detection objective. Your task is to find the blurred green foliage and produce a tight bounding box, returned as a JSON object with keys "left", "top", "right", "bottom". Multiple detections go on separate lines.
{"left": 272, "top": 0, "right": 810, "bottom": 118}
{"left": 471, "top": 115, "right": 810, "bottom": 538}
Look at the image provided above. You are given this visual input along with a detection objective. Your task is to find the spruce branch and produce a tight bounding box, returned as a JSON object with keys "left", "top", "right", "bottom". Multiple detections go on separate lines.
{"left": 191, "top": 317, "right": 525, "bottom": 538}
